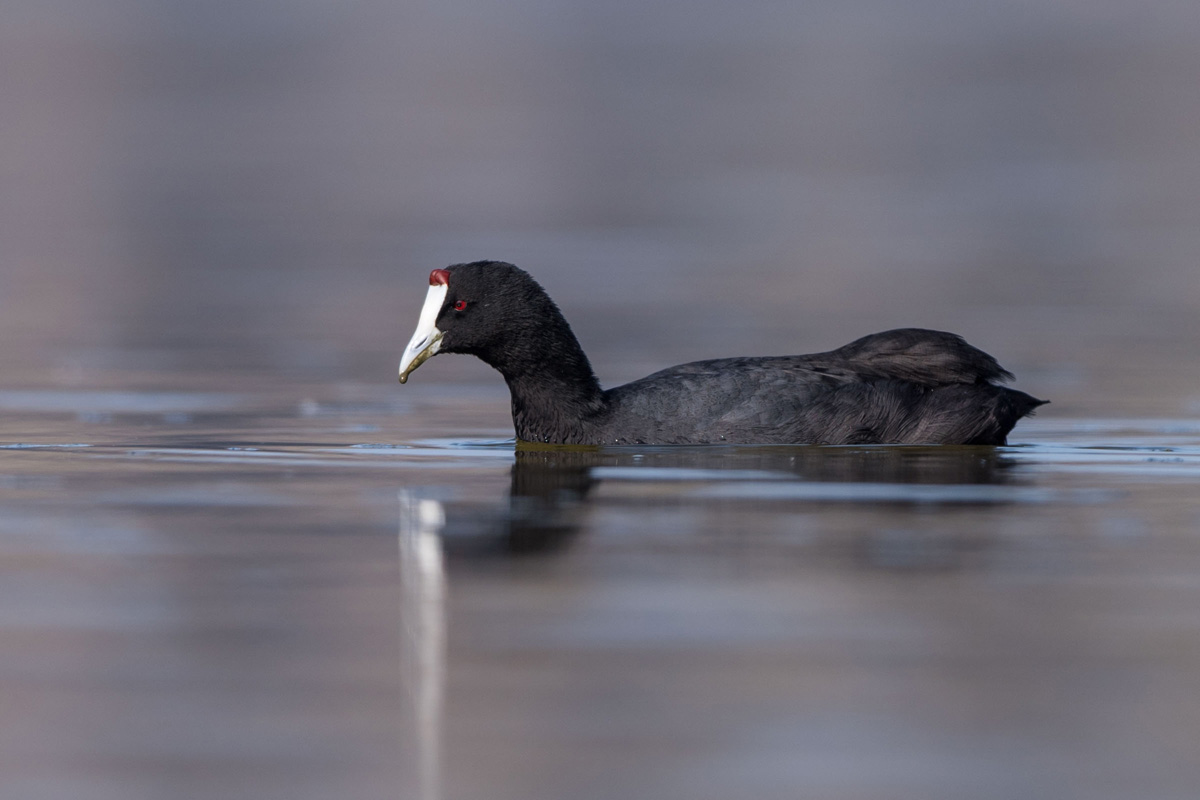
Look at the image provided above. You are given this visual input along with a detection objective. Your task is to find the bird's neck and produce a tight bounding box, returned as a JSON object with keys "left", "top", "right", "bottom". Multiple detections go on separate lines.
{"left": 506, "top": 371, "right": 606, "bottom": 444}
{"left": 482, "top": 321, "right": 607, "bottom": 444}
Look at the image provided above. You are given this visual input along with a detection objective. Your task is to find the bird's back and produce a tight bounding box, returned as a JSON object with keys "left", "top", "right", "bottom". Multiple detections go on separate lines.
{"left": 598, "top": 329, "right": 1044, "bottom": 445}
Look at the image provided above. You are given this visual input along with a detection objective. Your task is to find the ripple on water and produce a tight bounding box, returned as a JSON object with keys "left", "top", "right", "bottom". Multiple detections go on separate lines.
{"left": 0, "top": 443, "right": 93, "bottom": 449}
{"left": 4, "top": 419, "right": 1200, "bottom": 488}
{"left": 685, "top": 481, "right": 1115, "bottom": 505}
{"left": 0, "top": 390, "right": 243, "bottom": 413}
{"left": 1005, "top": 441, "right": 1200, "bottom": 478}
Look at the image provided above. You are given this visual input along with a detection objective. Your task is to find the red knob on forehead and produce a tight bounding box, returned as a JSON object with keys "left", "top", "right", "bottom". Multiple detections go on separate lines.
{"left": 429, "top": 269, "right": 450, "bottom": 286}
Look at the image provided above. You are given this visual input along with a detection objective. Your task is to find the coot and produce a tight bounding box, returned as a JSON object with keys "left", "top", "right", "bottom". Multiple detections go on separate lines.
{"left": 398, "top": 261, "right": 1046, "bottom": 445}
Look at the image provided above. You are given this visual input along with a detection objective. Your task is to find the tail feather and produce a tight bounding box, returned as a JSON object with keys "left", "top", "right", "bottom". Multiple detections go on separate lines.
{"left": 900, "top": 385, "right": 1046, "bottom": 445}
{"left": 835, "top": 329, "right": 1015, "bottom": 386}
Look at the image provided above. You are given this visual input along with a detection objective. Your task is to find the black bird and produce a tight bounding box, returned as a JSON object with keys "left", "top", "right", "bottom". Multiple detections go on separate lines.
{"left": 398, "top": 261, "right": 1046, "bottom": 445}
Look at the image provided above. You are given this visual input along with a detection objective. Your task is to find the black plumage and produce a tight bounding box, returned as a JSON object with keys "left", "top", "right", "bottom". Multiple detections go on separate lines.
{"left": 399, "top": 261, "right": 1046, "bottom": 445}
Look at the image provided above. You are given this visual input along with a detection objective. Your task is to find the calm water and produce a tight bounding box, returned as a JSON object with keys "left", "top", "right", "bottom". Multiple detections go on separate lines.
{"left": 3, "top": 391, "right": 1200, "bottom": 800}
{"left": 4, "top": 0, "right": 1200, "bottom": 798}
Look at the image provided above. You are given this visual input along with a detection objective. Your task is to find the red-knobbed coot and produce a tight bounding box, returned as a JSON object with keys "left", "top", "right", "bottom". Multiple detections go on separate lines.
{"left": 398, "top": 261, "right": 1046, "bottom": 445}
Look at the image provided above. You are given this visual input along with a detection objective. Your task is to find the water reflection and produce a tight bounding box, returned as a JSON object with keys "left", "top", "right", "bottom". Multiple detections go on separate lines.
{"left": 517, "top": 444, "right": 1021, "bottom": 484}
{"left": 443, "top": 445, "right": 1026, "bottom": 558}
{"left": 398, "top": 491, "right": 446, "bottom": 800}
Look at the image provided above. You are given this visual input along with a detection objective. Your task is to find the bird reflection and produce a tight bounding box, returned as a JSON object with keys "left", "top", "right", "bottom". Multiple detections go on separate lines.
{"left": 440, "top": 445, "right": 1022, "bottom": 558}
{"left": 397, "top": 444, "right": 1029, "bottom": 796}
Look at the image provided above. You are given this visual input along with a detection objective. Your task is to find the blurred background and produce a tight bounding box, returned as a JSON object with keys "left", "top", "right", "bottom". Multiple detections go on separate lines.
{"left": 3, "top": 0, "right": 1199, "bottom": 414}
{"left": 5, "top": 3, "right": 1200, "bottom": 800}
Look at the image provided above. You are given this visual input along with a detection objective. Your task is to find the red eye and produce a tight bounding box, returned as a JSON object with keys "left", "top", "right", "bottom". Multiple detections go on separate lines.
{"left": 453, "top": 300, "right": 468, "bottom": 311}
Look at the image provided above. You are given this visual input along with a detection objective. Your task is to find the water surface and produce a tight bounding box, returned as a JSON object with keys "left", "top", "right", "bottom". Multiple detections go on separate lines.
{"left": 3, "top": 389, "right": 1200, "bottom": 799}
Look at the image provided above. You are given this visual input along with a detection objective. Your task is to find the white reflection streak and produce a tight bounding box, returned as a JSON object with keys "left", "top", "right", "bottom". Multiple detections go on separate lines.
{"left": 399, "top": 491, "right": 446, "bottom": 800}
